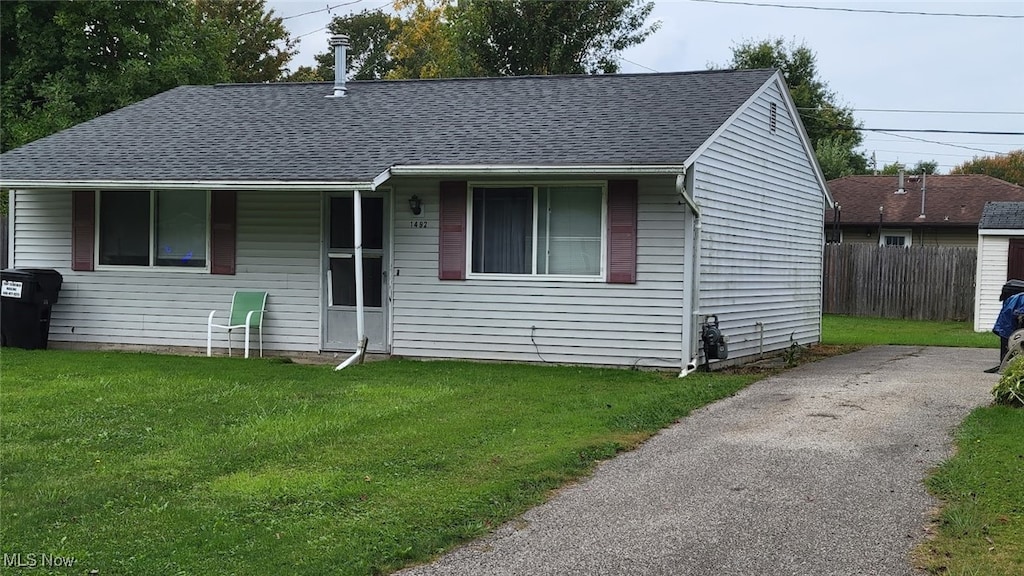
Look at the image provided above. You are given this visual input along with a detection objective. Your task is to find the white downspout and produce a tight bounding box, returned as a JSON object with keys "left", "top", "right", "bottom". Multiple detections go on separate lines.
{"left": 678, "top": 169, "right": 702, "bottom": 377}
{"left": 681, "top": 207, "right": 697, "bottom": 376}
{"left": 336, "top": 188, "right": 368, "bottom": 370}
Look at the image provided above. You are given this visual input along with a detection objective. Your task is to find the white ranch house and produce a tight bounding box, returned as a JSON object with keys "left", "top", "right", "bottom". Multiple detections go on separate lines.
{"left": 1, "top": 68, "right": 831, "bottom": 374}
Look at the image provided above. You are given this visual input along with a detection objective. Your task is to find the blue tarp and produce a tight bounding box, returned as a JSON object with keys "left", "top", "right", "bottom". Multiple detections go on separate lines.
{"left": 993, "top": 292, "right": 1024, "bottom": 338}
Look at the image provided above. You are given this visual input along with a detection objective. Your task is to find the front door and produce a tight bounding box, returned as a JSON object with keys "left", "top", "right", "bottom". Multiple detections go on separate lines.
{"left": 323, "top": 193, "right": 388, "bottom": 352}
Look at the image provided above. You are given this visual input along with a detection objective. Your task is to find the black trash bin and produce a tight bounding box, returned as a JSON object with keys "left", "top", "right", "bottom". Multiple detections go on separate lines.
{"left": 1, "top": 268, "right": 63, "bottom": 349}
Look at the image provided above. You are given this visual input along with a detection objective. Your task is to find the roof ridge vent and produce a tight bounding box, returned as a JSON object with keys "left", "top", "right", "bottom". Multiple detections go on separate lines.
{"left": 327, "top": 34, "right": 350, "bottom": 98}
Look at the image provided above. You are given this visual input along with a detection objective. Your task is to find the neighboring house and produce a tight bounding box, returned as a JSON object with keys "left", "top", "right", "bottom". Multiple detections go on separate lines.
{"left": 825, "top": 174, "right": 1024, "bottom": 247}
{"left": 974, "top": 202, "right": 1024, "bottom": 332}
{"left": 0, "top": 66, "right": 831, "bottom": 373}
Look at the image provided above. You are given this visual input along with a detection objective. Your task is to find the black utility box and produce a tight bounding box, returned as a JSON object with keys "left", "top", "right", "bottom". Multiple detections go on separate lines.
{"left": 1000, "top": 279, "right": 1024, "bottom": 301}
{"left": 1, "top": 268, "right": 63, "bottom": 349}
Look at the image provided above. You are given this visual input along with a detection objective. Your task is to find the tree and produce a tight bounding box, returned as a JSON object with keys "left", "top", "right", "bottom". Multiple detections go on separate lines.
{"left": 722, "top": 38, "right": 867, "bottom": 176}
{"left": 388, "top": 0, "right": 464, "bottom": 79}
{"left": 878, "top": 160, "right": 937, "bottom": 176}
{"left": 951, "top": 149, "right": 1024, "bottom": 186}
{"left": 910, "top": 160, "right": 938, "bottom": 175}
{"left": 815, "top": 135, "right": 855, "bottom": 180}
{"left": 305, "top": 0, "right": 660, "bottom": 80}
{"left": 1, "top": 0, "right": 296, "bottom": 153}
{"left": 195, "top": 0, "right": 296, "bottom": 83}
{"left": 307, "top": 8, "right": 406, "bottom": 81}
{"left": 880, "top": 162, "right": 906, "bottom": 176}
{"left": 452, "top": 0, "right": 659, "bottom": 76}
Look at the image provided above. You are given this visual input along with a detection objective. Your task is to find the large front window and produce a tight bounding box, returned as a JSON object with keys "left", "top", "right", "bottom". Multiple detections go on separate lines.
{"left": 98, "top": 190, "right": 209, "bottom": 267}
{"left": 470, "top": 185, "right": 604, "bottom": 276}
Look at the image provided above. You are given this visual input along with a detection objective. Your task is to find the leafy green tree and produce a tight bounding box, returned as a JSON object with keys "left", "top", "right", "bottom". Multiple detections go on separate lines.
{"left": 951, "top": 149, "right": 1024, "bottom": 186}
{"left": 195, "top": 0, "right": 296, "bottom": 83}
{"left": 306, "top": 0, "right": 659, "bottom": 80}
{"left": 816, "top": 135, "right": 855, "bottom": 180}
{"left": 879, "top": 160, "right": 936, "bottom": 176}
{"left": 722, "top": 38, "right": 867, "bottom": 176}
{"left": 910, "top": 160, "right": 938, "bottom": 175}
{"left": 306, "top": 8, "right": 406, "bottom": 81}
{"left": 880, "top": 161, "right": 906, "bottom": 175}
{"left": 452, "top": 0, "right": 659, "bottom": 76}
{"left": 388, "top": 0, "right": 465, "bottom": 79}
{"left": 1, "top": 0, "right": 295, "bottom": 153}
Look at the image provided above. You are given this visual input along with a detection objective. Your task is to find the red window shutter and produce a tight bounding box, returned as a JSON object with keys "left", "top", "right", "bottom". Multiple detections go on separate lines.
{"left": 210, "top": 190, "right": 237, "bottom": 275}
{"left": 438, "top": 181, "right": 467, "bottom": 280}
{"left": 71, "top": 190, "right": 95, "bottom": 271}
{"left": 607, "top": 180, "right": 638, "bottom": 284}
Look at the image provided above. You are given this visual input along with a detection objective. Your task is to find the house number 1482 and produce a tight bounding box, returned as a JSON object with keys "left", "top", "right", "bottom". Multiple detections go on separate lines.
{"left": 410, "top": 221, "right": 428, "bottom": 228}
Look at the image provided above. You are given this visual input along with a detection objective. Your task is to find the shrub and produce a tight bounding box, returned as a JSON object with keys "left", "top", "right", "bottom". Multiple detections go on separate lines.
{"left": 993, "top": 355, "right": 1024, "bottom": 406}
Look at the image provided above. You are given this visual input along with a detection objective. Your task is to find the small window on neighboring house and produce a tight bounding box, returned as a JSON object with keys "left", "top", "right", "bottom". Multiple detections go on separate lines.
{"left": 769, "top": 102, "right": 777, "bottom": 133}
{"left": 879, "top": 229, "right": 912, "bottom": 247}
{"left": 470, "top": 185, "right": 604, "bottom": 277}
{"left": 98, "top": 190, "right": 209, "bottom": 267}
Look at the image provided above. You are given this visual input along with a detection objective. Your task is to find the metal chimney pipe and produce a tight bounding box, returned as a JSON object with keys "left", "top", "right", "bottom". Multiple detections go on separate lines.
{"left": 327, "top": 34, "right": 350, "bottom": 98}
{"left": 897, "top": 170, "right": 905, "bottom": 194}
{"left": 919, "top": 172, "right": 927, "bottom": 218}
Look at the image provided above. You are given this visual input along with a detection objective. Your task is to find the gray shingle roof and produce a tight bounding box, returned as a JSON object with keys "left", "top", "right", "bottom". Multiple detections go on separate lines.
{"left": 0, "top": 69, "right": 776, "bottom": 183}
{"left": 980, "top": 202, "right": 1024, "bottom": 229}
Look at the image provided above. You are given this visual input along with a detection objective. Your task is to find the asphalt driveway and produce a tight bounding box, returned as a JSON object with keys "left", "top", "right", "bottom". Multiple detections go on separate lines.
{"left": 397, "top": 346, "right": 999, "bottom": 576}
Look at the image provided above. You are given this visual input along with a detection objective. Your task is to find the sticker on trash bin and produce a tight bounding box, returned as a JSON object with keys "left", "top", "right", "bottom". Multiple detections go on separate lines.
{"left": 1, "top": 280, "right": 23, "bottom": 298}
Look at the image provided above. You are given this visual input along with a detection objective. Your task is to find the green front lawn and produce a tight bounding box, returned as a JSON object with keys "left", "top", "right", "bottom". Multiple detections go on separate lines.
{"left": 823, "top": 314, "right": 999, "bottom": 348}
{"left": 917, "top": 406, "right": 1024, "bottom": 575}
{"left": 0, "top": 349, "right": 755, "bottom": 575}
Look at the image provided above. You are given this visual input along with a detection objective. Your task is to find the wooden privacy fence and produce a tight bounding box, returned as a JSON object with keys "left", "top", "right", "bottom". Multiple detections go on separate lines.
{"left": 823, "top": 243, "right": 977, "bottom": 322}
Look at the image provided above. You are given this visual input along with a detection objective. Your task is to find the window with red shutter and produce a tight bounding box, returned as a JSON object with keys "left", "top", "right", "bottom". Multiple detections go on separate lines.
{"left": 438, "top": 181, "right": 468, "bottom": 280}
{"left": 210, "top": 190, "right": 237, "bottom": 275}
{"left": 606, "top": 180, "right": 638, "bottom": 284}
{"left": 72, "top": 191, "right": 96, "bottom": 271}
{"left": 73, "top": 190, "right": 231, "bottom": 272}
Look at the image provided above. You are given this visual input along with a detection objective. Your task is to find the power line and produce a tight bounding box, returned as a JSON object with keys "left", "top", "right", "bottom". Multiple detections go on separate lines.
{"left": 619, "top": 57, "right": 660, "bottom": 73}
{"left": 862, "top": 136, "right": 1022, "bottom": 147}
{"left": 870, "top": 149, "right": 995, "bottom": 159}
{"left": 874, "top": 131, "right": 1006, "bottom": 155}
{"left": 798, "top": 106, "right": 1024, "bottom": 116}
{"left": 296, "top": 26, "right": 330, "bottom": 40}
{"left": 689, "top": 0, "right": 1024, "bottom": 19}
{"left": 281, "top": 0, "right": 364, "bottom": 21}
{"left": 796, "top": 111, "right": 1024, "bottom": 135}
{"left": 857, "top": 128, "right": 1024, "bottom": 136}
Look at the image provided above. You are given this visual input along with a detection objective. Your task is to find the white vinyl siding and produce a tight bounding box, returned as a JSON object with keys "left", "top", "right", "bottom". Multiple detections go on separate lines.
{"left": 10, "top": 190, "right": 321, "bottom": 352}
{"left": 692, "top": 81, "right": 824, "bottom": 360}
{"left": 390, "top": 175, "right": 687, "bottom": 368}
{"left": 975, "top": 234, "right": 1011, "bottom": 332}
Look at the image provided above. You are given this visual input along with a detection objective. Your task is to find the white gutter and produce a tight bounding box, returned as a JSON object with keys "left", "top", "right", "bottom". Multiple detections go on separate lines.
{"left": 5, "top": 165, "right": 685, "bottom": 192}
{"left": 387, "top": 165, "right": 685, "bottom": 177}
{"left": 979, "top": 229, "right": 1024, "bottom": 236}
{"left": 0, "top": 180, "right": 376, "bottom": 192}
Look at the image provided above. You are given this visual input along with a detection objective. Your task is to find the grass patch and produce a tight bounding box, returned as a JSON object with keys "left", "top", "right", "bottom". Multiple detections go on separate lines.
{"left": 823, "top": 314, "right": 999, "bottom": 348}
{"left": 0, "top": 349, "right": 757, "bottom": 575}
{"left": 917, "top": 406, "right": 1024, "bottom": 575}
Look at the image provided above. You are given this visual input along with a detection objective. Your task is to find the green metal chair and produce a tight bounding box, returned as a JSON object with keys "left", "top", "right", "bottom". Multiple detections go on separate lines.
{"left": 207, "top": 291, "right": 268, "bottom": 358}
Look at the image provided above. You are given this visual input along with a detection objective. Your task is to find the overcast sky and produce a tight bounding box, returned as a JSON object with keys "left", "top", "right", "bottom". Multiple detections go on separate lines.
{"left": 267, "top": 0, "right": 1024, "bottom": 173}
